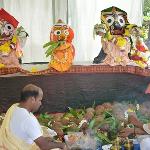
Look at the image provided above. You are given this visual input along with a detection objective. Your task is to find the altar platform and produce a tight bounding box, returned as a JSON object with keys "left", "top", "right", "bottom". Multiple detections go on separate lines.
{"left": 0, "top": 64, "right": 150, "bottom": 113}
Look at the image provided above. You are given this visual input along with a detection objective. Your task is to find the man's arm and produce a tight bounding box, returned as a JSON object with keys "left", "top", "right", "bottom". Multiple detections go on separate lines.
{"left": 34, "top": 136, "right": 66, "bottom": 150}
{"left": 128, "top": 115, "right": 144, "bottom": 129}
{"left": 128, "top": 115, "right": 147, "bottom": 135}
{"left": 135, "top": 128, "right": 147, "bottom": 135}
{"left": 119, "top": 127, "right": 146, "bottom": 138}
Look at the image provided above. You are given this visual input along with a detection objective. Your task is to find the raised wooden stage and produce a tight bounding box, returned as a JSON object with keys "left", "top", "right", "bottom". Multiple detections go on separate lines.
{"left": 0, "top": 65, "right": 150, "bottom": 113}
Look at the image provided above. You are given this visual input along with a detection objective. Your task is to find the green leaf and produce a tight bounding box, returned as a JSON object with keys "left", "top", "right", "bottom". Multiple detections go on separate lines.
{"left": 43, "top": 41, "right": 56, "bottom": 48}
{"left": 63, "top": 112, "right": 73, "bottom": 119}
{"left": 68, "top": 107, "right": 78, "bottom": 118}
{"left": 43, "top": 42, "right": 51, "bottom": 48}
{"left": 61, "top": 125, "right": 70, "bottom": 130}
{"left": 89, "top": 119, "right": 96, "bottom": 129}
{"left": 39, "top": 113, "right": 52, "bottom": 119}
{"left": 46, "top": 50, "right": 53, "bottom": 57}
{"left": 104, "top": 111, "right": 113, "bottom": 118}
{"left": 45, "top": 42, "right": 60, "bottom": 57}
{"left": 92, "top": 101, "right": 96, "bottom": 108}
{"left": 96, "top": 132, "right": 112, "bottom": 144}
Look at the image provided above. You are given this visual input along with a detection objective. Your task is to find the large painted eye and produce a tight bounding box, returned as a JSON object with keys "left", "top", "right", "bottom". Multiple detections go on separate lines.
{"left": 118, "top": 16, "right": 125, "bottom": 26}
{"left": 54, "top": 30, "right": 61, "bottom": 35}
{"left": 106, "top": 16, "right": 114, "bottom": 26}
{"left": 5, "top": 23, "right": 14, "bottom": 32}
{"left": 64, "top": 30, "right": 69, "bottom": 35}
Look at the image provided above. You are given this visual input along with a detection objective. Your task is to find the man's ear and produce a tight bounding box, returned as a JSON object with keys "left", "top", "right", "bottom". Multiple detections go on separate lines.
{"left": 30, "top": 96, "right": 35, "bottom": 102}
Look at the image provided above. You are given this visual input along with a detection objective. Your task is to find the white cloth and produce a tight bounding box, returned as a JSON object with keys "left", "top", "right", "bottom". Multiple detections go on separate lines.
{"left": 10, "top": 106, "right": 42, "bottom": 144}
{"left": 140, "top": 137, "right": 150, "bottom": 150}
{"left": 143, "top": 124, "right": 150, "bottom": 134}
{"left": 138, "top": 124, "right": 150, "bottom": 150}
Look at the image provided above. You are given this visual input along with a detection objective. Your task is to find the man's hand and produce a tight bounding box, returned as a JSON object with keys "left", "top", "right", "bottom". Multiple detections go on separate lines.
{"left": 35, "top": 136, "right": 67, "bottom": 150}
{"left": 119, "top": 128, "right": 134, "bottom": 138}
{"left": 128, "top": 115, "right": 143, "bottom": 129}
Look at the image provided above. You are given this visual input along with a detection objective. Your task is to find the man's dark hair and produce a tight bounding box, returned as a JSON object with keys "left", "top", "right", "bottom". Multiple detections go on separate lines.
{"left": 20, "top": 84, "right": 43, "bottom": 102}
{"left": 20, "top": 90, "right": 39, "bottom": 101}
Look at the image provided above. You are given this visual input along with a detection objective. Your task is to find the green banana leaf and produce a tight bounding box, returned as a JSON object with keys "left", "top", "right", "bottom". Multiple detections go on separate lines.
{"left": 68, "top": 107, "right": 85, "bottom": 119}
{"left": 45, "top": 42, "right": 60, "bottom": 57}
{"left": 89, "top": 118, "right": 96, "bottom": 129}
{"left": 68, "top": 107, "right": 78, "bottom": 118}
{"left": 96, "top": 132, "right": 112, "bottom": 144}
{"left": 39, "top": 113, "right": 52, "bottom": 119}
{"left": 43, "top": 41, "right": 56, "bottom": 48}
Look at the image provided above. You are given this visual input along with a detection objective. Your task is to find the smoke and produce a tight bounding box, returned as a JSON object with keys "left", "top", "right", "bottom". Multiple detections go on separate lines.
{"left": 112, "top": 102, "right": 128, "bottom": 121}
{"left": 140, "top": 101, "right": 150, "bottom": 117}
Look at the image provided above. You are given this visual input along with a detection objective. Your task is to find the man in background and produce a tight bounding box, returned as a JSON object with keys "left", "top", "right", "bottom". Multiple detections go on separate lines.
{"left": 0, "top": 84, "right": 67, "bottom": 150}
{"left": 120, "top": 83, "right": 150, "bottom": 150}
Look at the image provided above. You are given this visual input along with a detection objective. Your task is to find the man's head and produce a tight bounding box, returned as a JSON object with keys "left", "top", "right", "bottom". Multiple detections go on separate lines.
{"left": 20, "top": 84, "right": 43, "bottom": 112}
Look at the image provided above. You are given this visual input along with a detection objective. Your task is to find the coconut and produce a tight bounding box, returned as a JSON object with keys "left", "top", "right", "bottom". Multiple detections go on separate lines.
{"left": 95, "top": 105, "right": 105, "bottom": 115}
{"left": 86, "top": 107, "right": 95, "bottom": 114}
{"left": 102, "top": 102, "right": 112, "bottom": 110}
{"left": 83, "top": 112, "right": 94, "bottom": 121}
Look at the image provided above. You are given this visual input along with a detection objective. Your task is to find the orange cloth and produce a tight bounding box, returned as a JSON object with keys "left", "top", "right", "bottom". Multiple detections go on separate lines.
{"left": 49, "top": 43, "right": 74, "bottom": 72}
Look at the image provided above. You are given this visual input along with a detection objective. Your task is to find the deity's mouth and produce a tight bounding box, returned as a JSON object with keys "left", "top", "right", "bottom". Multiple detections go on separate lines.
{"left": 110, "top": 26, "right": 125, "bottom": 35}
{"left": 1, "top": 33, "right": 12, "bottom": 38}
{"left": 120, "top": 49, "right": 125, "bottom": 52}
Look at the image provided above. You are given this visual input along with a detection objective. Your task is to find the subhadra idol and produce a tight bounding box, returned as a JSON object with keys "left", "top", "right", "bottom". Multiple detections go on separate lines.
{"left": 44, "top": 19, "right": 75, "bottom": 72}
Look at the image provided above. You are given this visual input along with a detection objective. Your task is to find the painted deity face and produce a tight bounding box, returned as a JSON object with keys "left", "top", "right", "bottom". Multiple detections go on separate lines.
{"left": 101, "top": 6, "right": 128, "bottom": 35}
{"left": 52, "top": 24, "right": 69, "bottom": 41}
{"left": 0, "top": 19, "right": 15, "bottom": 37}
{"left": 50, "top": 20, "right": 74, "bottom": 43}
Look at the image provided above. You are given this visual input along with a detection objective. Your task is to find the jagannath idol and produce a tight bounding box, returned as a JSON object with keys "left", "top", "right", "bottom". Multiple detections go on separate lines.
{"left": 0, "top": 8, "right": 28, "bottom": 68}
{"left": 44, "top": 19, "right": 75, "bottom": 72}
{"left": 93, "top": 6, "right": 150, "bottom": 68}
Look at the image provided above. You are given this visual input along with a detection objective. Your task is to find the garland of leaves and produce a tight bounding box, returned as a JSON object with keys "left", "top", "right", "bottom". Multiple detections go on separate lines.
{"left": 43, "top": 41, "right": 65, "bottom": 57}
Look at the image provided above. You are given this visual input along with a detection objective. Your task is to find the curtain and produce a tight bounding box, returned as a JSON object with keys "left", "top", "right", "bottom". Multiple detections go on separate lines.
{"left": 68, "top": 0, "right": 144, "bottom": 63}
{"left": 53, "top": 0, "right": 68, "bottom": 23}
{"left": 0, "top": 0, "right": 3, "bottom": 8}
